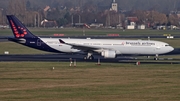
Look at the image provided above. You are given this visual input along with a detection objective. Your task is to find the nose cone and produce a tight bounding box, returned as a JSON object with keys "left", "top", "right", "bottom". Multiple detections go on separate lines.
{"left": 169, "top": 46, "right": 174, "bottom": 52}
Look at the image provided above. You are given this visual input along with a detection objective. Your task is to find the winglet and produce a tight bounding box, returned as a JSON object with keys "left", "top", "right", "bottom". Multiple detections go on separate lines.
{"left": 59, "top": 39, "right": 65, "bottom": 44}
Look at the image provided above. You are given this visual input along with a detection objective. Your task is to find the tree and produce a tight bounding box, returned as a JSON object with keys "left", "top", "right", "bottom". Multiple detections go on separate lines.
{"left": 145, "top": 11, "right": 168, "bottom": 26}
{"left": 83, "top": 1, "right": 98, "bottom": 12}
{"left": 131, "top": 10, "right": 147, "bottom": 24}
{"left": 168, "top": 14, "right": 179, "bottom": 26}
{"left": 26, "top": 0, "right": 31, "bottom": 11}
{"left": 64, "top": 12, "right": 71, "bottom": 23}
{"left": 64, "top": 1, "right": 73, "bottom": 10}
{"left": 8, "top": 0, "right": 25, "bottom": 15}
{"left": 7, "top": 0, "right": 26, "bottom": 24}
{"left": 57, "top": 18, "right": 68, "bottom": 26}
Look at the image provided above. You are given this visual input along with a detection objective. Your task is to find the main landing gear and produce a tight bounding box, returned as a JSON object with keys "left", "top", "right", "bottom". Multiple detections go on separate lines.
{"left": 154, "top": 54, "right": 159, "bottom": 60}
{"left": 84, "top": 53, "right": 94, "bottom": 60}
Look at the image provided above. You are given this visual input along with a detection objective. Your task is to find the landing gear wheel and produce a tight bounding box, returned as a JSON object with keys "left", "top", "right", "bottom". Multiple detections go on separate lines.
{"left": 89, "top": 56, "right": 94, "bottom": 60}
{"left": 84, "top": 56, "right": 88, "bottom": 60}
{"left": 83, "top": 55, "right": 94, "bottom": 60}
{"left": 154, "top": 57, "right": 158, "bottom": 60}
{"left": 154, "top": 54, "right": 159, "bottom": 61}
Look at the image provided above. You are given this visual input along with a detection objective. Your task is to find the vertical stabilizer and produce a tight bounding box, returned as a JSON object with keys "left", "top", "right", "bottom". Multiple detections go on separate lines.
{"left": 7, "top": 15, "right": 37, "bottom": 38}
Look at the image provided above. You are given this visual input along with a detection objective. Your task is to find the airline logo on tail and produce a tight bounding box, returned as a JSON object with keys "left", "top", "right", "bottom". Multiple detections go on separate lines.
{"left": 7, "top": 15, "right": 37, "bottom": 38}
{"left": 10, "top": 20, "right": 27, "bottom": 38}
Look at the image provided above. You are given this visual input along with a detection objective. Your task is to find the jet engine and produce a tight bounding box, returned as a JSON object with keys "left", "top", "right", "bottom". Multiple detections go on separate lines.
{"left": 101, "top": 50, "right": 116, "bottom": 58}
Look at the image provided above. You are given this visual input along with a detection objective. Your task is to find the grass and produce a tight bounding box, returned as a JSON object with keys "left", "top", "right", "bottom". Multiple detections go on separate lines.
{"left": 0, "top": 62, "right": 179, "bottom": 101}
{"left": 1, "top": 28, "right": 180, "bottom": 36}
{"left": 0, "top": 42, "right": 51, "bottom": 54}
{"left": 0, "top": 28, "right": 180, "bottom": 100}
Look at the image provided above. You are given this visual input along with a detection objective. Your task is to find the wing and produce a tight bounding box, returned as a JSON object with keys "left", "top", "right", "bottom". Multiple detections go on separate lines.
{"left": 59, "top": 39, "right": 107, "bottom": 52}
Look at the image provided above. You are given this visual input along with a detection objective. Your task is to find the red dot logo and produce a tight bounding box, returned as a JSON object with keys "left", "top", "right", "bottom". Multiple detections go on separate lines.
{"left": 16, "top": 34, "right": 20, "bottom": 38}
{"left": 24, "top": 32, "right": 27, "bottom": 35}
{"left": 14, "top": 31, "right": 18, "bottom": 34}
{"left": 10, "top": 20, "right": 28, "bottom": 38}
{"left": 21, "top": 34, "right": 24, "bottom": 37}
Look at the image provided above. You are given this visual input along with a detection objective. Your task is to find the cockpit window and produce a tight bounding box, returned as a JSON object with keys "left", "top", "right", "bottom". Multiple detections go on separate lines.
{"left": 165, "top": 44, "right": 169, "bottom": 46}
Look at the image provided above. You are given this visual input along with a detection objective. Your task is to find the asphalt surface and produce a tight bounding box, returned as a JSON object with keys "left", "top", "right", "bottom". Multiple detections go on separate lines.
{"left": 0, "top": 54, "right": 132, "bottom": 62}
{"left": 1, "top": 54, "right": 180, "bottom": 64}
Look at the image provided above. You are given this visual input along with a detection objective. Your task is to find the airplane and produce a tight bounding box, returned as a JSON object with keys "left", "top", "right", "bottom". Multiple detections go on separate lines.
{"left": 7, "top": 15, "right": 174, "bottom": 60}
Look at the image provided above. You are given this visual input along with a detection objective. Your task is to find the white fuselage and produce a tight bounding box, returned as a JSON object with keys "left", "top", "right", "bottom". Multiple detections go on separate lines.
{"left": 40, "top": 38, "right": 174, "bottom": 56}
{"left": 7, "top": 15, "right": 175, "bottom": 59}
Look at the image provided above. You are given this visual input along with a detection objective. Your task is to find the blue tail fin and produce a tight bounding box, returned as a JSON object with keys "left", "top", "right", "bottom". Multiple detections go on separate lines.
{"left": 7, "top": 15, "right": 37, "bottom": 38}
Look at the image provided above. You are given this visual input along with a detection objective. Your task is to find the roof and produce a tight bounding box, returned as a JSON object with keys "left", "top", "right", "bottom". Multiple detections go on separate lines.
{"left": 127, "top": 17, "right": 138, "bottom": 22}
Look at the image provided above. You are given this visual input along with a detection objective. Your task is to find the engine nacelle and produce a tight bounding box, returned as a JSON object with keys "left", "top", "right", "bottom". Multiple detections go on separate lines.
{"left": 101, "top": 50, "right": 116, "bottom": 58}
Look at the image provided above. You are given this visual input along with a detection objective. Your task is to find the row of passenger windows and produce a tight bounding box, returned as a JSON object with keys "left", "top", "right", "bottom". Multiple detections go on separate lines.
{"left": 83, "top": 43, "right": 122, "bottom": 45}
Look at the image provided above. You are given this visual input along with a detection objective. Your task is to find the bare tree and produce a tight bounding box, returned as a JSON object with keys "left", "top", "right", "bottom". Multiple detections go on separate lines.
{"left": 168, "top": 14, "right": 179, "bottom": 26}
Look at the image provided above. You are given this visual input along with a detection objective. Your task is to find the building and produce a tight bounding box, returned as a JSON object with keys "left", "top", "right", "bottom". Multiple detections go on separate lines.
{"left": 126, "top": 17, "right": 138, "bottom": 29}
{"left": 110, "top": 0, "right": 118, "bottom": 12}
{"left": 138, "top": 25, "right": 146, "bottom": 29}
{"left": 41, "top": 19, "right": 57, "bottom": 28}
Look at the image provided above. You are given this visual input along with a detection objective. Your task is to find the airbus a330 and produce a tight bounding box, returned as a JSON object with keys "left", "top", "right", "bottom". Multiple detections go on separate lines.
{"left": 7, "top": 15, "right": 174, "bottom": 60}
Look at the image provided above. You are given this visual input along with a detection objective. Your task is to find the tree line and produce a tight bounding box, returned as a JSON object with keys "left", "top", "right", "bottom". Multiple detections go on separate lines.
{"left": 0, "top": 0, "right": 180, "bottom": 28}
